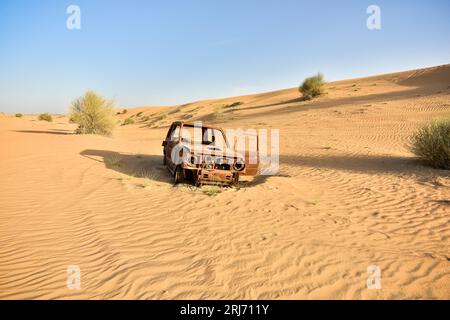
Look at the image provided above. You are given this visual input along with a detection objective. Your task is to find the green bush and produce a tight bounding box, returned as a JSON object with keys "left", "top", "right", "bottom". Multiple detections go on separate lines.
{"left": 69, "top": 91, "right": 116, "bottom": 136}
{"left": 122, "top": 117, "right": 135, "bottom": 126}
{"left": 409, "top": 118, "right": 450, "bottom": 169}
{"left": 38, "top": 113, "right": 53, "bottom": 122}
{"left": 299, "top": 73, "right": 326, "bottom": 99}
{"left": 15, "top": 113, "right": 23, "bottom": 118}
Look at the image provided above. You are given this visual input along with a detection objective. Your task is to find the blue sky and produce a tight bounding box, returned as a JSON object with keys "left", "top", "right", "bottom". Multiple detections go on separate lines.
{"left": 0, "top": 0, "right": 449, "bottom": 114}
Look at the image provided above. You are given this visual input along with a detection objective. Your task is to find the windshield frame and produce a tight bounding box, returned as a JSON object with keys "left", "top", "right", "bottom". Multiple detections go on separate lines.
{"left": 180, "top": 124, "right": 230, "bottom": 148}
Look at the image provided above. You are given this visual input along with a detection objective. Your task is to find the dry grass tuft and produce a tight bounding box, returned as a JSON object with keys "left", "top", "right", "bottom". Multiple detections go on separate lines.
{"left": 105, "top": 154, "right": 123, "bottom": 167}
{"left": 202, "top": 186, "right": 222, "bottom": 196}
{"left": 409, "top": 117, "right": 450, "bottom": 169}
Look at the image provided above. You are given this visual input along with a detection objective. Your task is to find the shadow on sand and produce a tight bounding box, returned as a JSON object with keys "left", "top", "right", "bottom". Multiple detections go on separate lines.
{"left": 279, "top": 153, "right": 434, "bottom": 175}
{"left": 79, "top": 150, "right": 440, "bottom": 189}
{"left": 14, "top": 129, "right": 74, "bottom": 135}
{"left": 80, "top": 149, "right": 173, "bottom": 184}
{"left": 79, "top": 149, "right": 275, "bottom": 188}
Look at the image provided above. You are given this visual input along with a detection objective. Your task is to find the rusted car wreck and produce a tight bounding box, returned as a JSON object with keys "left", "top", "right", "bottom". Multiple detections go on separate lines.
{"left": 162, "top": 121, "right": 258, "bottom": 186}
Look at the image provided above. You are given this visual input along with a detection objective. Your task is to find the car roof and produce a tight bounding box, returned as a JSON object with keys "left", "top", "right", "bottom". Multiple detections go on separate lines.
{"left": 172, "top": 121, "right": 223, "bottom": 130}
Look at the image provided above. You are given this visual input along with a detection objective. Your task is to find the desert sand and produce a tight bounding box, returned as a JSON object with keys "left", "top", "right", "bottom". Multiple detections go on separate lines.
{"left": 0, "top": 65, "right": 449, "bottom": 299}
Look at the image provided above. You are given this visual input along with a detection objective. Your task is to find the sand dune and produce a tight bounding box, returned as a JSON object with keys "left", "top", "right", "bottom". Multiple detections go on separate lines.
{"left": 0, "top": 65, "right": 449, "bottom": 299}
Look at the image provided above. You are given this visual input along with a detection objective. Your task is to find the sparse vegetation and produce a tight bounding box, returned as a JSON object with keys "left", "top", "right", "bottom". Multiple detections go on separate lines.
{"left": 68, "top": 115, "right": 76, "bottom": 123}
{"left": 202, "top": 186, "right": 222, "bottom": 196}
{"left": 299, "top": 73, "right": 326, "bottom": 100}
{"left": 69, "top": 91, "right": 116, "bottom": 136}
{"left": 211, "top": 104, "right": 229, "bottom": 121}
{"left": 15, "top": 113, "right": 23, "bottom": 118}
{"left": 181, "top": 114, "right": 193, "bottom": 120}
{"left": 122, "top": 117, "right": 135, "bottom": 126}
{"left": 146, "top": 113, "right": 167, "bottom": 128}
{"left": 105, "top": 154, "right": 122, "bottom": 167}
{"left": 38, "top": 113, "right": 53, "bottom": 122}
{"left": 409, "top": 117, "right": 450, "bottom": 169}
{"left": 169, "top": 107, "right": 181, "bottom": 114}
{"left": 134, "top": 168, "right": 163, "bottom": 188}
{"left": 224, "top": 101, "right": 243, "bottom": 108}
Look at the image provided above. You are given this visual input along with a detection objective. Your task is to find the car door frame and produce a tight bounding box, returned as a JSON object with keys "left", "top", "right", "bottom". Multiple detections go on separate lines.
{"left": 162, "top": 123, "right": 181, "bottom": 172}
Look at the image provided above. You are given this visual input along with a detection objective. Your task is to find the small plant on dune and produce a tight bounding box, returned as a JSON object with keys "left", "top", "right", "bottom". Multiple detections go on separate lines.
{"left": 224, "top": 101, "right": 243, "bottom": 108}
{"left": 409, "top": 117, "right": 450, "bottom": 169}
{"left": 15, "top": 113, "right": 23, "bottom": 118}
{"left": 230, "top": 101, "right": 243, "bottom": 107}
{"left": 122, "top": 117, "right": 135, "bottom": 126}
{"left": 146, "top": 113, "right": 168, "bottom": 128}
{"left": 69, "top": 91, "right": 116, "bottom": 136}
{"left": 202, "top": 186, "right": 222, "bottom": 196}
{"left": 134, "top": 168, "right": 162, "bottom": 188}
{"left": 299, "top": 73, "right": 326, "bottom": 100}
{"left": 105, "top": 154, "right": 122, "bottom": 167}
{"left": 38, "top": 113, "right": 53, "bottom": 122}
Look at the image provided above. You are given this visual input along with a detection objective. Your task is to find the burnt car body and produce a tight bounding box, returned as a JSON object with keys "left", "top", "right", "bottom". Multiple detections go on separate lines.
{"left": 162, "top": 121, "right": 258, "bottom": 186}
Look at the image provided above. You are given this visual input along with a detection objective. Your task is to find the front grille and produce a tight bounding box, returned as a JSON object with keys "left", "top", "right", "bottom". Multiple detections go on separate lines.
{"left": 189, "top": 154, "right": 237, "bottom": 170}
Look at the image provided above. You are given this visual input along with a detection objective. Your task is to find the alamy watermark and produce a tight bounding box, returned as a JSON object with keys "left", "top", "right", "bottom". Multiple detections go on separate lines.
{"left": 168, "top": 121, "right": 279, "bottom": 175}
{"left": 66, "top": 5, "right": 81, "bottom": 30}
{"left": 367, "top": 5, "right": 381, "bottom": 30}
{"left": 366, "top": 265, "right": 381, "bottom": 289}
{"left": 67, "top": 265, "right": 81, "bottom": 289}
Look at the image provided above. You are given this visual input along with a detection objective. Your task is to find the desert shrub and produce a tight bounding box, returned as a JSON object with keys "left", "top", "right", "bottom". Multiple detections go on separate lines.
{"left": 229, "top": 101, "right": 243, "bottom": 108}
{"left": 202, "top": 186, "right": 222, "bottom": 196}
{"left": 409, "top": 118, "right": 450, "bottom": 169}
{"left": 122, "top": 117, "right": 135, "bottom": 126}
{"left": 105, "top": 154, "right": 122, "bottom": 167}
{"left": 69, "top": 91, "right": 116, "bottom": 136}
{"left": 15, "top": 113, "right": 23, "bottom": 118}
{"left": 299, "top": 73, "right": 326, "bottom": 99}
{"left": 38, "top": 113, "right": 53, "bottom": 122}
{"left": 223, "top": 101, "right": 243, "bottom": 109}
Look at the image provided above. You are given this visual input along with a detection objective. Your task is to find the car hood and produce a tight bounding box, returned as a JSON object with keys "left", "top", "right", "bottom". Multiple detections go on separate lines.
{"left": 182, "top": 142, "right": 244, "bottom": 159}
